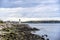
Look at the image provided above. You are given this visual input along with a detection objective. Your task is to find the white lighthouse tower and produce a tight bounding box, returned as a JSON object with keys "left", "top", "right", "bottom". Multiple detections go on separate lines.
{"left": 19, "top": 19, "right": 21, "bottom": 24}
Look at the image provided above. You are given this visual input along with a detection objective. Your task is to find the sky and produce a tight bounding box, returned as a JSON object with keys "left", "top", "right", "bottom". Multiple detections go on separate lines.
{"left": 0, "top": 0, "right": 60, "bottom": 21}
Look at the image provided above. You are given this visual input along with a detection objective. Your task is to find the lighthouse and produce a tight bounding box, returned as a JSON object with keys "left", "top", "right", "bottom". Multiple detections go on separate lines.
{"left": 19, "top": 19, "right": 21, "bottom": 24}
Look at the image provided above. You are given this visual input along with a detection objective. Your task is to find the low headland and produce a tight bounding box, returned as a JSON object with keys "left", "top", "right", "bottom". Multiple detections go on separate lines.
{"left": 0, "top": 20, "right": 49, "bottom": 40}
{"left": 22, "top": 20, "right": 60, "bottom": 23}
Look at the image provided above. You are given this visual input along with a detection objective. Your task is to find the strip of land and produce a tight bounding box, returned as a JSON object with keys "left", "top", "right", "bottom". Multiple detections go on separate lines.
{"left": 22, "top": 20, "right": 60, "bottom": 23}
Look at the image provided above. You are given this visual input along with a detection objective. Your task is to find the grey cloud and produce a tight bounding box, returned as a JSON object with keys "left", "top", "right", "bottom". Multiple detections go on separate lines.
{"left": 0, "top": 0, "right": 58, "bottom": 8}
{"left": 0, "top": 0, "right": 40, "bottom": 8}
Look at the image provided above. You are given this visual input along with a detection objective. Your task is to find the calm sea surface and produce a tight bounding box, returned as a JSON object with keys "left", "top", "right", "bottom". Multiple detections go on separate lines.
{"left": 27, "top": 23, "right": 60, "bottom": 40}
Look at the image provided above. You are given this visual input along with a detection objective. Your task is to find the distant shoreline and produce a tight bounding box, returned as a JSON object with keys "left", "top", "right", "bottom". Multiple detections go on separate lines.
{"left": 22, "top": 20, "right": 60, "bottom": 23}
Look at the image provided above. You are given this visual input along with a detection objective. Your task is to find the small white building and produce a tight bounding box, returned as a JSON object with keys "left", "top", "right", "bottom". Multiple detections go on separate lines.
{"left": 19, "top": 19, "right": 21, "bottom": 24}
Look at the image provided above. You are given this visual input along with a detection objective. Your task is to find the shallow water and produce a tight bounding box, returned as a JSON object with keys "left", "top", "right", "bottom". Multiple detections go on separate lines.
{"left": 28, "top": 23, "right": 60, "bottom": 40}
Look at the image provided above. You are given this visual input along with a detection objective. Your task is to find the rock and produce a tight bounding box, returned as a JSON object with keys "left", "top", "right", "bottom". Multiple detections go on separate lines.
{"left": 0, "top": 24, "right": 48, "bottom": 40}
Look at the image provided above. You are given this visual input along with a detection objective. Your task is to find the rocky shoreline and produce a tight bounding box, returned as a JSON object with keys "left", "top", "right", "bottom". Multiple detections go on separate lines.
{"left": 0, "top": 24, "right": 49, "bottom": 40}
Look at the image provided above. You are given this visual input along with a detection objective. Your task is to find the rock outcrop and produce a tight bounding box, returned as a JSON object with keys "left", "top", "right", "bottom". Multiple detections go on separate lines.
{"left": 0, "top": 24, "right": 48, "bottom": 40}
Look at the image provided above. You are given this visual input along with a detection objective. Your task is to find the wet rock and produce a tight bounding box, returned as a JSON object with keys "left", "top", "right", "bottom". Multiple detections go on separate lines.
{"left": 0, "top": 24, "right": 48, "bottom": 40}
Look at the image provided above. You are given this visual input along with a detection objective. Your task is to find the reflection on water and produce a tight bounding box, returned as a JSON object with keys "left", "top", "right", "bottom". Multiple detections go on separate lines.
{"left": 28, "top": 23, "right": 60, "bottom": 40}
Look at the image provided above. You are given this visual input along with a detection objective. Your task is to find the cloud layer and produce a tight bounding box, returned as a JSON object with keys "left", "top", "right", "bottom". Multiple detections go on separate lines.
{"left": 0, "top": 0, "right": 59, "bottom": 8}
{"left": 0, "top": 0, "right": 60, "bottom": 21}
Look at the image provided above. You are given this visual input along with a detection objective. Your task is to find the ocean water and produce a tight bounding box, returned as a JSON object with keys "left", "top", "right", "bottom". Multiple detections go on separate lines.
{"left": 28, "top": 23, "right": 60, "bottom": 40}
